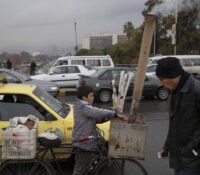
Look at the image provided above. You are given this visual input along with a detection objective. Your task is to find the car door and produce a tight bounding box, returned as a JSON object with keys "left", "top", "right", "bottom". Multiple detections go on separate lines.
{"left": 63, "top": 105, "right": 74, "bottom": 144}
{"left": 96, "top": 70, "right": 110, "bottom": 89}
{"left": 126, "top": 71, "right": 155, "bottom": 96}
{"left": 143, "top": 76, "right": 158, "bottom": 96}
{"left": 48, "top": 66, "right": 68, "bottom": 88}
{"left": 64, "top": 66, "right": 81, "bottom": 88}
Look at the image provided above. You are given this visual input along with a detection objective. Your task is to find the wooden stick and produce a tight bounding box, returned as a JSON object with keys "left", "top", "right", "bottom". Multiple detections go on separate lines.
{"left": 129, "top": 15, "right": 156, "bottom": 123}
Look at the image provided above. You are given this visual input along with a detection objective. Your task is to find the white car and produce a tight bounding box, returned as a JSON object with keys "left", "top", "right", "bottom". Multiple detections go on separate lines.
{"left": 146, "top": 64, "right": 157, "bottom": 78}
{"left": 31, "top": 65, "right": 96, "bottom": 88}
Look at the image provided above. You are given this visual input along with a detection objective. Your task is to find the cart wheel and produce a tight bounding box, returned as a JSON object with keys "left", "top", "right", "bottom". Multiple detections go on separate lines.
{"left": 120, "top": 159, "right": 148, "bottom": 175}
{"left": 90, "top": 158, "right": 122, "bottom": 175}
{"left": 0, "top": 158, "right": 55, "bottom": 175}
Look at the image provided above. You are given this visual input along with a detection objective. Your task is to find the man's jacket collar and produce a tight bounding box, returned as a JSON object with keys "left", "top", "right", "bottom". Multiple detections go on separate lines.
{"left": 179, "top": 74, "right": 194, "bottom": 93}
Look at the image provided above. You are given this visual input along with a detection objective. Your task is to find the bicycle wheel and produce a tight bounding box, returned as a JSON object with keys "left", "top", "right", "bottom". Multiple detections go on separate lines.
{"left": 121, "top": 159, "right": 148, "bottom": 175}
{"left": 0, "top": 158, "right": 55, "bottom": 175}
{"left": 92, "top": 158, "right": 122, "bottom": 175}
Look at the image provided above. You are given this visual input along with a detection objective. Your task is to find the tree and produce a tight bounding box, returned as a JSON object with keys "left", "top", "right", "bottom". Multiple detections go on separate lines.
{"left": 142, "top": 0, "right": 200, "bottom": 55}
{"left": 123, "top": 21, "right": 136, "bottom": 40}
{"left": 76, "top": 48, "right": 103, "bottom": 56}
{"left": 0, "top": 52, "right": 10, "bottom": 62}
{"left": 20, "top": 51, "right": 32, "bottom": 61}
{"left": 104, "top": 27, "right": 143, "bottom": 65}
{"left": 9, "top": 54, "right": 22, "bottom": 65}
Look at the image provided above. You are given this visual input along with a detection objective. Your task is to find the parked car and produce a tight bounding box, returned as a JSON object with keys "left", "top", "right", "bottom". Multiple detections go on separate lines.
{"left": 31, "top": 65, "right": 96, "bottom": 88}
{"left": 145, "top": 64, "right": 157, "bottom": 78}
{"left": 148, "top": 55, "right": 200, "bottom": 74}
{"left": 79, "top": 67, "right": 169, "bottom": 103}
{"left": 53, "top": 55, "right": 114, "bottom": 69}
{"left": 0, "top": 82, "right": 110, "bottom": 160}
{"left": 0, "top": 69, "right": 59, "bottom": 97}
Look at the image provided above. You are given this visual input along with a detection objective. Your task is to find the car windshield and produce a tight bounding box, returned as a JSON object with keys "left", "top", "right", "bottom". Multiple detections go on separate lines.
{"left": 83, "top": 65, "right": 96, "bottom": 71}
{"left": 90, "top": 69, "right": 106, "bottom": 77}
{"left": 10, "top": 70, "right": 30, "bottom": 81}
{"left": 33, "top": 87, "right": 70, "bottom": 118}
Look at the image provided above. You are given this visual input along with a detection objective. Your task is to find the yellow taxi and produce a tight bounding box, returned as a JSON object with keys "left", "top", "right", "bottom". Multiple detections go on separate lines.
{"left": 0, "top": 81, "right": 110, "bottom": 159}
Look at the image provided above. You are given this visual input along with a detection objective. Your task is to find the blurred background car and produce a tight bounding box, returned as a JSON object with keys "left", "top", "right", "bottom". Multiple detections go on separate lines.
{"left": 31, "top": 65, "right": 96, "bottom": 88}
{"left": 145, "top": 64, "right": 157, "bottom": 78}
{"left": 79, "top": 67, "right": 169, "bottom": 103}
{"left": 0, "top": 69, "right": 59, "bottom": 97}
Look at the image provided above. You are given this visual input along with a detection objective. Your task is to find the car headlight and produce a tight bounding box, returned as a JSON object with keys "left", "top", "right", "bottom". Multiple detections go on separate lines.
{"left": 51, "top": 86, "right": 58, "bottom": 90}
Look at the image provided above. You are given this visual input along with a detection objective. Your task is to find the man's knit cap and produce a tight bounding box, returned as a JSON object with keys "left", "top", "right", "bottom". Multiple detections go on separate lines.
{"left": 156, "top": 57, "right": 184, "bottom": 78}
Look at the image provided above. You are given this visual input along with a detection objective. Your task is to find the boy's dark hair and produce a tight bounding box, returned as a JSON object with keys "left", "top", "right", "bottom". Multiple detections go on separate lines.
{"left": 77, "top": 85, "right": 94, "bottom": 99}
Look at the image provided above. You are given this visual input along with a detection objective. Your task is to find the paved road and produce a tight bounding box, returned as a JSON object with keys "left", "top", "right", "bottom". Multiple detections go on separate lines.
{"left": 57, "top": 95, "right": 174, "bottom": 175}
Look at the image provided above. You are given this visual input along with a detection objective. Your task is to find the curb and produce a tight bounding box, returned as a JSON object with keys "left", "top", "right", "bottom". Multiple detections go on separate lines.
{"left": 58, "top": 89, "right": 66, "bottom": 96}
{"left": 58, "top": 88, "right": 77, "bottom": 96}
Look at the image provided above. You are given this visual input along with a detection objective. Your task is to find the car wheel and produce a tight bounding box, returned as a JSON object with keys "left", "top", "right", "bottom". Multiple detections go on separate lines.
{"left": 157, "top": 87, "right": 169, "bottom": 100}
{"left": 99, "top": 89, "right": 112, "bottom": 103}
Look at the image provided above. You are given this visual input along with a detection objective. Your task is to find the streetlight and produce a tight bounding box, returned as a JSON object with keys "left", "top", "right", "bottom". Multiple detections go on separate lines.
{"left": 174, "top": 0, "right": 178, "bottom": 55}
{"left": 74, "top": 18, "right": 78, "bottom": 54}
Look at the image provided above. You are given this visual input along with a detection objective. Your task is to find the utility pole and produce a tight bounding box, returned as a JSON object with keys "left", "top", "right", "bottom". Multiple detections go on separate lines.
{"left": 74, "top": 18, "right": 78, "bottom": 54}
{"left": 153, "top": 19, "right": 156, "bottom": 56}
{"left": 174, "top": 0, "right": 178, "bottom": 55}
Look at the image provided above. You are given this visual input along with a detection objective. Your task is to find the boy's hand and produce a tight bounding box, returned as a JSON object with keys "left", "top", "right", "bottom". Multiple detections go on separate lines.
{"left": 117, "top": 114, "right": 128, "bottom": 121}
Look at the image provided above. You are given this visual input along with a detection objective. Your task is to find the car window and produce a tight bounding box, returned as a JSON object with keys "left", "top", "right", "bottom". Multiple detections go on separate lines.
{"left": 87, "top": 60, "right": 101, "bottom": 66}
{"left": 146, "top": 65, "right": 156, "bottom": 72}
{"left": 90, "top": 69, "right": 106, "bottom": 77}
{"left": 102, "top": 59, "right": 111, "bottom": 66}
{"left": 71, "top": 60, "right": 85, "bottom": 65}
{"left": 127, "top": 70, "right": 136, "bottom": 79}
{"left": 0, "top": 70, "right": 28, "bottom": 81}
{"left": 0, "top": 94, "right": 56, "bottom": 121}
{"left": 66, "top": 66, "right": 80, "bottom": 73}
{"left": 33, "top": 87, "right": 70, "bottom": 118}
{"left": 0, "top": 72, "right": 20, "bottom": 83}
{"left": 0, "top": 102, "right": 45, "bottom": 121}
{"left": 83, "top": 65, "right": 96, "bottom": 71}
{"left": 52, "top": 67, "right": 66, "bottom": 74}
{"left": 99, "top": 71, "right": 109, "bottom": 80}
{"left": 181, "top": 59, "right": 193, "bottom": 66}
{"left": 151, "top": 59, "right": 159, "bottom": 64}
{"left": 109, "top": 70, "right": 120, "bottom": 80}
{"left": 56, "top": 60, "right": 68, "bottom": 66}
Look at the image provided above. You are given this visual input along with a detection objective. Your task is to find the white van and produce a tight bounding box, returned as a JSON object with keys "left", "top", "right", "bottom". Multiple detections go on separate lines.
{"left": 53, "top": 55, "right": 114, "bottom": 69}
{"left": 148, "top": 55, "right": 200, "bottom": 74}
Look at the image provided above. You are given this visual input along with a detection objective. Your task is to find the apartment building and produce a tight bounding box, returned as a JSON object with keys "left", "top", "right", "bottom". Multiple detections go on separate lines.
{"left": 82, "top": 33, "right": 128, "bottom": 50}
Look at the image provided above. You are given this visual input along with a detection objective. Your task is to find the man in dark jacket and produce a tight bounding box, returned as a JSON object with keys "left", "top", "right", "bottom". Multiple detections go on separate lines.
{"left": 6, "top": 59, "right": 12, "bottom": 69}
{"left": 30, "top": 60, "right": 36, "bottom": 75}
{"left": 156, "top": 57, "right": 200, "bottom": 175}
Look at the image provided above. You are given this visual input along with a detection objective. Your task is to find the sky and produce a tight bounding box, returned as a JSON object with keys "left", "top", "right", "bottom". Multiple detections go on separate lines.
{"left": 0, "top": 0, "right": 147, "bottom": 55}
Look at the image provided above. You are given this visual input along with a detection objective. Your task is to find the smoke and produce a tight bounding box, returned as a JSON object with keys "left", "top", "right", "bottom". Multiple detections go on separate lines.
{"left": 151, "top": 0, "right": 200, "bottom": 18}
{"left": 150, "top": 0, "right": 200, "bottom": 28}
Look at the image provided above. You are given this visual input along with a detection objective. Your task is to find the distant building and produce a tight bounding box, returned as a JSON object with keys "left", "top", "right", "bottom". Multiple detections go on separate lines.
{"left": 82, "top": 33, "right": 128, "bottom": 50}
{"left": 32, "top": 52, "right": 40, "bottom": 57}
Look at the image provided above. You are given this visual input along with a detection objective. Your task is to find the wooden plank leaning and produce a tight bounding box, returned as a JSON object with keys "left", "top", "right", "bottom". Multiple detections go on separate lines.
{"left": 109, "top": 15, "right": 156, "bottom": 160}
